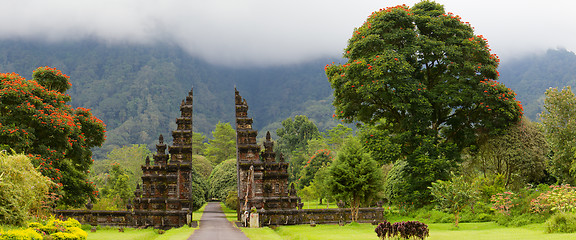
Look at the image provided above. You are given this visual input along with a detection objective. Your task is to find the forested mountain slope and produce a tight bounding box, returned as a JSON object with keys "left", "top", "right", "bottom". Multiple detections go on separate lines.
{"left": 1, "top": 40, "right": 574, "bottom": 159}
{"left": 0, "top": 40, "right": 337, "bottom": 159}
{"left": 499, "top": 49, "right": 576, "bottom": 120}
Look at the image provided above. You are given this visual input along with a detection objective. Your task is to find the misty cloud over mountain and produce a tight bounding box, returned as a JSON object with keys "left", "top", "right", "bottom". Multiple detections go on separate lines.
{"left": 1, "top": 0, "right": 575, "bottom": 66}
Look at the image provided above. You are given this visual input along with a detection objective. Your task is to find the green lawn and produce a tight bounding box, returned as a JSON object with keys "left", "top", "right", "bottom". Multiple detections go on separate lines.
{"left": 86, "top": 203, "right": 207, "bottom": 240}
{"left": 272, "top": 222, "right": 576, "bottom": 240}
{"left": 220, "top": 202, "right": 238, "bottom": 222}
{"left": 301, "top": 200, "right": 338, "bottom": 210}
{"left": 217, "top": 203, "right": 576, "bottom": 240}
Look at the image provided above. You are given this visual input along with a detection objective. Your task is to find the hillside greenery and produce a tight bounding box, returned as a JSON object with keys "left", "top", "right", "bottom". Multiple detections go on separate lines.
{"left": 1, "top": 40, "right": 574, "bottom": 161}
{"left": 499, "top": 49, "right": 576, "bottom": 120}
{"left": 0, "top": 40, "right": 337, "bottom": 160}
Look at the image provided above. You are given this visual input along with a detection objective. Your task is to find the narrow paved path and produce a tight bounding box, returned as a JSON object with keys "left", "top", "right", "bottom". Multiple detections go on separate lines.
{"left": 187, "top": 202, "right": 250, "bottom": 240}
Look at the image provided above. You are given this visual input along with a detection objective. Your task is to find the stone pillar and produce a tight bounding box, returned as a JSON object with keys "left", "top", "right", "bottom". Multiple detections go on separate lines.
{"left": 249, "top": 212, "right": 259, "bottom": 228}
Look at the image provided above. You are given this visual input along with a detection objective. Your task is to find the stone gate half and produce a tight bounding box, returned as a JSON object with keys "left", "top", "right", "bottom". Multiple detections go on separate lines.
{"left": 235, "top": 88, "right": 301, "bottom": 220}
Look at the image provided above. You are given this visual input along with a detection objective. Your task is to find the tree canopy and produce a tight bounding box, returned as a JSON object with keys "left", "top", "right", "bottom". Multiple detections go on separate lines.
{"left": 475, "top": 118, "right": 548, "bottom": 188}
{"left": 0, "top": 67, "right": 106, "bottom": 206}
{"left": 204, "top": 122, "right": 236, "bottom": 166}
{"left": 324, "top": 1, "right": 522, "bottom": 204}
{"left": 325, "top": 1, "right": 522, "bottom": 151}
{"left": 208, "top": 158, "right": 237, "bottom": 200}
{"left": 276, "top": 115, "right": 321, "bottom": 156}
{"left": 540, "top": 86, "right": 576, "bottom": 184}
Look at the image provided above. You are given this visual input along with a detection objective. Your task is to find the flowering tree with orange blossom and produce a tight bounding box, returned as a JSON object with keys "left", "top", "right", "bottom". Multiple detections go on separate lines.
{"left": 325, "top": 2, "right": 523, "bottom": 205}
{"left": 298, "top": 149, "right": 333, "bottom": 187}
{"left": 0, "top": 67, "right": 106, "bottom": 207}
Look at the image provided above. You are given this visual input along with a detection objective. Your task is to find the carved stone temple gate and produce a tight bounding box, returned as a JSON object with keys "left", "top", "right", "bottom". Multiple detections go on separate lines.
{"left": 56, "top": 88, "right": 383, "bottom": 229}
{"left": 235, "top": 89, "right": 301, "bottom": 223}
{"left": 56, "top": 89, "right": 196, "bottom": 229}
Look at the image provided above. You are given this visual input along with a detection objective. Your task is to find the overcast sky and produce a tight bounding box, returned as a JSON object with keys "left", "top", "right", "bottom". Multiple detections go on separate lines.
{"left": 1, "top": 0, "right": 575, "bottom": 67}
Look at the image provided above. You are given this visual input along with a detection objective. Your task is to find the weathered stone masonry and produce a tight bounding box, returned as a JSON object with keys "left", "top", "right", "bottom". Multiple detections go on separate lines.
{"left": 235, "top": 88, "right": 301, "bottom": 220}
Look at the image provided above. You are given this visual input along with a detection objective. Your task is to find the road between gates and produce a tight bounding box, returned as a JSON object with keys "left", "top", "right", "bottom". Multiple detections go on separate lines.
{"left": 187, "top": 202, "right": 250, "bottom": 240}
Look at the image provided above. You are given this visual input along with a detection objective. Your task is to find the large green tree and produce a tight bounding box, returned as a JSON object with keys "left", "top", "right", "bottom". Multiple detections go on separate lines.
{"left": 204, "top": 122, "right": 236, "bottom": 166}
{"left": 540, "top": 86, "right": 576, "bottom": 184}
{"left": 276, "top": 115, "right": 321, "bottom": 156}
{"left": 325, "top": 1, "right": 522, "bottom": 204}
{"left": 276, "top": 115, "right": 322, "bottom": 182}
{"left": 475, "top": 118, "right": 548, "bottom": 188}
{"left": 193, "top": 132, "right": 207, "bottom": 155}
{"left": 0, "top": 67, "right": 106, "bottom": 207}
{"left": 329, "top": 138, "right": 384, "bottom": 221}
{"left": 298, "top": 149, "right": 334, "bottom": 187}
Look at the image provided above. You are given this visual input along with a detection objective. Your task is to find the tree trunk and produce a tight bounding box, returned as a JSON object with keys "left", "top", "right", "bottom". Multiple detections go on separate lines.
{"left": 455, "top": 211, "right": 459, "bottom": 228}
{"left": 351, "top": 199, "right": 360, "bottom": 222}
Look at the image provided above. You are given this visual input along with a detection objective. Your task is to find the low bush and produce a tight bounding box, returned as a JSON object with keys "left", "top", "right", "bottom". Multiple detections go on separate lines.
{"left": 2, "top": 217, "right": 89, "bottom": 240}
{"left": 531, "top": 185, "right": 576, "bottom": 214}
{"left": 375, "top": 220, "right": 429, "bottom": 240}
{"left": 0, "top": 228, "right": 43, "bottom": 240}
{"left": 413, "top": 208, "right": 453, "bottom": 224}
{"left": 225, "top": 191, "right": 238, "bottom": 211}
{"left": 412, "top": 204, "right": 492, "bottom": 224}
{"left": 545, "top": 212, "right": 576, "bottom": 233}
{"left": 495, "top": 213, "right": 548, "bottom": 227}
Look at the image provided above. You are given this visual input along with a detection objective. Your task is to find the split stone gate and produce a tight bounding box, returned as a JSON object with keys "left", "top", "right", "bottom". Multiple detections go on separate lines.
{"left": 56, "top": 88, "right": 383, "bottom": 229}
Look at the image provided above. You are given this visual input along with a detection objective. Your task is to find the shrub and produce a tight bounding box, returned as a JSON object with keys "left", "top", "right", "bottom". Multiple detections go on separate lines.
{"left": 22, "top": 217, "right": 87, "bottom": 240}
{"left": 531, "top": 185, "right": 576, "bottom": 213}
{"left": 225, "top": 191, "right": 238, "bottom": 211}
{"left": 495, "top": 213, "right": 548, "bottom": 227}
{"left": 413, "top": 207, "right": 453, "bottom": 223}
{"left": 375, "top": 220, "right": 429, "bottom": 240}
{"left": 51, "top": 232, "right": 79, "bottom": 240}
{"left": 546, "top": 212, "right": 576, "bottom": 233}
{"left": 63, "top": 218, "right": 81, "bottom": 228}
{"left": 0, "top": 152, "right": 53, "bottom": 225}
{"left": 491, "top": 191, "right": 518, "bottom": 215}
{"left": 0, "top": 228, "right": 43, "bottom": 240}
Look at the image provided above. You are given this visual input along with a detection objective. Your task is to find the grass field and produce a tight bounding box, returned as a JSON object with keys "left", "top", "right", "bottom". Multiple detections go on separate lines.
{"left": 271, "top": 222, "right": 576, "bottom": 240}
{"left": 7, "top": 202, "right": 574, "bottom": 240}
{"left": 301, "top": 200, "right": 338, "bottom": 210}
{"left": 217, "top": 203, "right": 576, "bottom": 240}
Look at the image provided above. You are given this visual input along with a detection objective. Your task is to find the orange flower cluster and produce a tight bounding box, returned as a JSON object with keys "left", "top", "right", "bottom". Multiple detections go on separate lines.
{"left": 478, "top": 79, "right": 523, "bottom": 116}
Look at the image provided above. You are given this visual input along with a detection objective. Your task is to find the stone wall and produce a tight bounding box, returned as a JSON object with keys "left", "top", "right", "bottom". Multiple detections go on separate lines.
{"left": 54, "top": 210, "right": 132, "bottom": 227}
{"left": 256, "top": 207, "right": 384, "bottom": 226}
{"left": 54, "top": 209, "right": 193, "bottom": 229}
